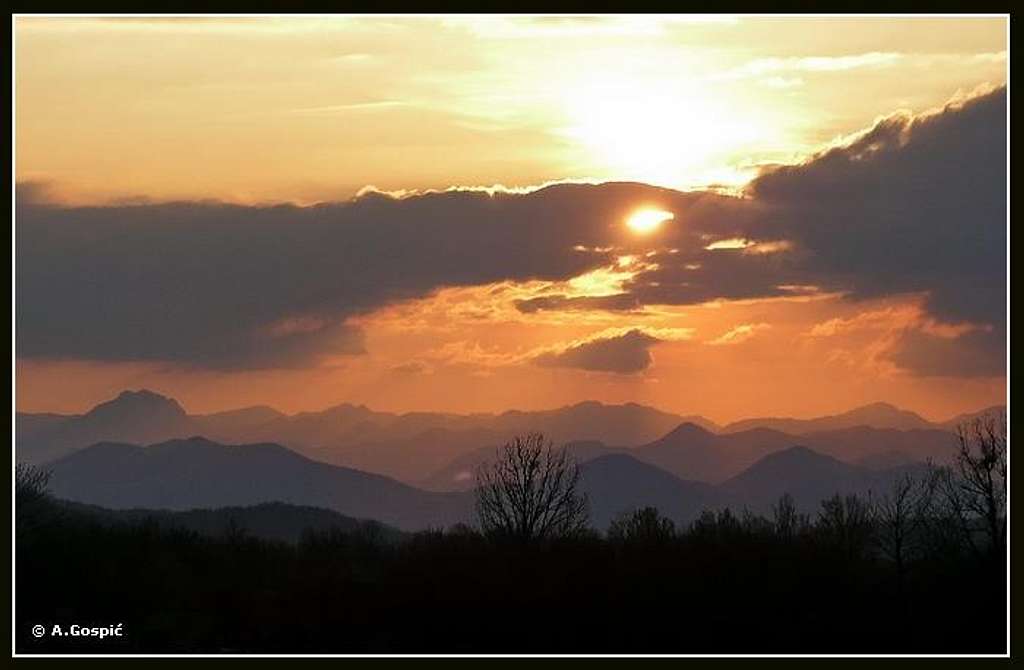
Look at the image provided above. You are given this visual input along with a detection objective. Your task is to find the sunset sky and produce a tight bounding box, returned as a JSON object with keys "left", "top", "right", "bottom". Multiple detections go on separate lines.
{"left": 14, "top": 16, "right": 1008, "bottom": 422}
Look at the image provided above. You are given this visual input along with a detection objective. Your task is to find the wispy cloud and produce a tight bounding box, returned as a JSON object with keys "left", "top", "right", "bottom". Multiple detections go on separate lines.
{"left": 707, "top": 323, "right": 771, "bottom": 346}
{"left": 724, "top": 52, "right": 904, "bottom": 79}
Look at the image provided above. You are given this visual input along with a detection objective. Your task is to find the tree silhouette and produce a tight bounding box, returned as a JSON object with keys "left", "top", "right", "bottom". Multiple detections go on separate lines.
{"left": 873, "top": 472, "right": 936, "bottom": 591}
{"left": 607, "top": 506, "right": 676, "bottom": 543}
{"left": 475, "top": 433, "right": 589, "bottom": 543}
{"left": 690, "top": 507, "right": 745, "bottom": 542}
{"left": 936, "top": 410, "right": 1007, "bottom": 559}
{"left": 770, "top": 493, "right": 809, "bottom": 539}
{"left": 818, "top": 493, "right": 874, "bottom": 561}
{"left": 15, "top": 463, "right": 53, "bottom": 540}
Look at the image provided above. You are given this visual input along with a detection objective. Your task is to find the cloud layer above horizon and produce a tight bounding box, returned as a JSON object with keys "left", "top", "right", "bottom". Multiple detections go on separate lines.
{"left": 16, "top": 87, "right": 1006, "bottom": 379}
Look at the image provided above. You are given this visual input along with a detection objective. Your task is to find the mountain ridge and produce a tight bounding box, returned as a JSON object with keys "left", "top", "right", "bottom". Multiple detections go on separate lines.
{"left": 18, "top": 389, "right": 996, "bottom": 488}
{"left": 47, "top": 437, "right": 472, "bottom": 531}
{"left": 45, "top": 435, "right": 933, "bottom": 532}
{"left": 720, "top": 401, "right": 936, "bottom": 434}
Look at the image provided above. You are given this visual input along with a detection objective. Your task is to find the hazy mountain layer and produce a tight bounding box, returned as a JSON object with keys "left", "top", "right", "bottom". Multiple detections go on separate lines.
{"left": 45, "top": 436, "right": 935, "bottom": 532}
{"left": 17, "top": 390, "right": 992, "bottom": 488}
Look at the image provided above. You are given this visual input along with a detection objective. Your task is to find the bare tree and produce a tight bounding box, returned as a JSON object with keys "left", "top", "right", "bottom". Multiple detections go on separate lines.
{"left": 873, "top": 472, "right": 936, "bottom": 589}
{"left": 936, "top": 411, "right": 1007, "bottom": 559}
{"left": 818, "top": 493, "right": 875, "bottom": 561}
{"left": 475, "top": 433, "right": 589, "bottom": 543}
{"left": 771, "top": 493, "right": 809, "bottom": 540}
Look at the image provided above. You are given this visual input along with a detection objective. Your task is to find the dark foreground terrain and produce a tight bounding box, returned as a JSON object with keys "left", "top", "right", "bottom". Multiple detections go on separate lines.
{"left": 16, "top": 495, "right": 1005, "bottom": 654}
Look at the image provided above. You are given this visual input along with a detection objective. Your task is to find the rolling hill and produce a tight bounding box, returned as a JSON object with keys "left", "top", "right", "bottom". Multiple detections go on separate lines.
{"left": 719, "top": 446, "right": 927, "bottom": 514}
{"left": 579, "top": 454, "right": 719, "bottom": 528}
{"left": 46, "top": 437, "right": 472, "bottom": 531}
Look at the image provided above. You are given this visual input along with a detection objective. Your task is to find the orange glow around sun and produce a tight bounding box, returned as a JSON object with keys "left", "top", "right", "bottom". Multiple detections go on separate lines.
{"left": 626, "top": 209, "right": 674, "bottom": 234}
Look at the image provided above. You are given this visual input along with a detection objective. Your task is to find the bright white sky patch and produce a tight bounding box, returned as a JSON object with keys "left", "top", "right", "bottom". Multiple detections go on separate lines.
{"left": 626, "top": 209, "right": 674, "bottom": 234}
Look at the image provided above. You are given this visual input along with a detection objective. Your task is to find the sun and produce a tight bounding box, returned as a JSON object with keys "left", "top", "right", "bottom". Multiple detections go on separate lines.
{"left": 559, "top": 74, "right": 777, "bottom": 190}
{"left": 626, "top": 209, "right": 674, "bottom": 234}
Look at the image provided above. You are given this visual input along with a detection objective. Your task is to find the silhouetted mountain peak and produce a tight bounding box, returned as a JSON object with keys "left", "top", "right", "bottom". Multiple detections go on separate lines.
{"left": 316, "top": 403, "right": 378, "bottom": 421}
{"left": 660, "top": 421, "right": 716, "bottom": 443}
{"left": 844, "top": 402, "right": 928, "bottom": 425}
{"left": 856, "top": 401, "right": 900, "bottom": 412}
{"left": 90, "top": 389, "right": 187, "bottom": 420}
{"left": 730, "top": 445, "right": 855, "bottom": 482}
{"left": 723, "top": 401, "right": 932, "bottom": 434}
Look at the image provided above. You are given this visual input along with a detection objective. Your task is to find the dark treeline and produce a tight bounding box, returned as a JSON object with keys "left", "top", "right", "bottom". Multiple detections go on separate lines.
{"left": 15, "top": 493, "right": 1005, "bottom": 653}
{"left": 15, "top": 414, "right": 1006, "bottom": 654}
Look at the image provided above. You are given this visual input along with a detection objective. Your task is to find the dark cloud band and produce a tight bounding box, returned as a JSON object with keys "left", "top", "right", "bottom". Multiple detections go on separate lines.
{"left": 15, "top": 87, "right": 1006, "bottom": 377}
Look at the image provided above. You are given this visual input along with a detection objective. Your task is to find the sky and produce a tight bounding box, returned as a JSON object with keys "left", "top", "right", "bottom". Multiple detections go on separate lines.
{"left": 14, "top": 16, "right": 1008, "bottom": 422}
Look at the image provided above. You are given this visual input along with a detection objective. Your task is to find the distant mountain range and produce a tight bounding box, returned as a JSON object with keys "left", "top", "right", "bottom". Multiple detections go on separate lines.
{"left": 719, "top": 401, "right": 1004, "bottom": 434}
{"left": 422, "top": 422, "right": 958, "bottom": 491}
{"left": 722, "top": 401, "right": 931, "bottom": 434}
{"left": 47, "top": 437, "right": 470, "bottom": 532}
{"left": 17, "top": 391, "right": 684, "bottom": 480}
{"left": 44, "top": 434, "right": 943, "bottom": 532}
{"left": 16, "top": 390, "right": 997, "bottom": 487}
{"left": 718, "top": 446, "right": 925, "bottom": 512}
{"left": 18, "top": 389, "right": 999, "bottom": 531}
{"left": 17, "top": 390, "right": 193, "bottom": 465}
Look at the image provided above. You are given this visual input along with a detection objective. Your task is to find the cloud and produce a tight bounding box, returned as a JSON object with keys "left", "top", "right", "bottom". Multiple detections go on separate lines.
{"left": 748, "top": 86, "right": 1006, "bottom": 322}
{"left": 887, "top": 328, "right": 1005, "bottom": 378}
{"left": 724, "top": 51, "right": 1006, "bottom": 83}
{"left": 703, "top": 238, "right": 794, "bottom": 254}
{"left": 16, "top": 184, "right": 646, "bottom": 368}
{"left": 746, "top": 85, "right": 1006, "bottom": 375}
{"left": 15, "top": 181, "right": 61, "bottom": 206}
{"left": 708, "top": 323, "right": 771, "bottom": 346}
{"left": 515, "top": 293, "right": 641, "bottom": 314}
{"left": 724, "top": 52, "right": 903, "bottom": 79}
{"left": 622, "top": 242, "right": 817, "bottom": 306}
{"left": 389, "top": 360, "right": 432, "bottom": 375}
{"left": 448, "top": 16, "right": 673, "bottom": 39}
{"left": 533, "top": 329, "right": 664, "bottom": 374}
{"left": 806, "top": 306, "right": 919, "bottom": 339}
{"left": 14, "top": 180, "right": 725, "bottom": 369}
{"left": 14, "top": 87, "right": 1006, "bottom": 378}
